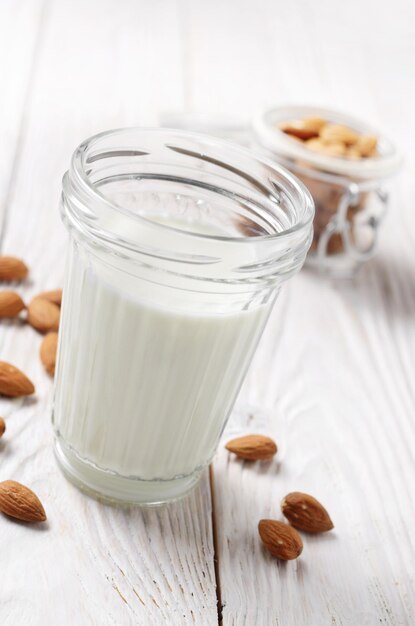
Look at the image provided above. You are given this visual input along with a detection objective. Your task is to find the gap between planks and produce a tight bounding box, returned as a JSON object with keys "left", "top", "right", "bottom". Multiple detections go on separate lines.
{"left": 209, "top": 464, "right": 223, "bottom": 626}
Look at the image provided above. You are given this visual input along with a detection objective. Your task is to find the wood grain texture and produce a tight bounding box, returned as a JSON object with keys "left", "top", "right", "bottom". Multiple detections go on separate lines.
{"left": 1, "top": 0, "right": 414, "bottom": 624}
{"left": 216, "top": 265, "right": 415, "bottom": 625}
{"left": 0, "top": 0, "right": 45, "bottom": 238}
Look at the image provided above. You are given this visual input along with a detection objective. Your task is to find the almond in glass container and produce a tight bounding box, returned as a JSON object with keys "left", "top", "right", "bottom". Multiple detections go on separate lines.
{"left": 319, "top": 123, "right": 359, "bottom": 146}
{"left": 306, "top": 138, "right": 346, "bottom": 157}
{"left": 356, "top": 134, "right": 378, "bottom": 157}
{"left": 279, "top": 120, "right": 319, "bottom": 141}
{"left": 302, "top": 116, "right": 326, "bottom": 132}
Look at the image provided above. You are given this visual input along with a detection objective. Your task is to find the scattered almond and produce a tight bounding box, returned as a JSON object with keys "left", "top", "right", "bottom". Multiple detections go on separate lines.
{"left": 0, "top": 256, "right": 28, "bottom": 282}
{"left": 28, "top": 297, "right": 60, "bottom": 333}
{"left": 258, "top": 519, "right": 303, "bottom": 560}
{"left": 0, "top": 480, "right": 46, "bottom": 523}
{"left": 225, "top": 434, "right": 277, "bottom": 461}
{"left": 0, "top": 291, "right": 26, "bottom": 318}
{"left": 40, "top": 332, "right": 58, "bottom": 376}
{"left": 281, "top": 492, "right": 334, "bottom": 533}
{"left": 0, "top": 361, "right": 35, "bottom": 397}
{"left": 0, "top": 416, "right": 5, "bottom": 438}
{"left": 36, "top": 289, "right": 62, "bottom": 307}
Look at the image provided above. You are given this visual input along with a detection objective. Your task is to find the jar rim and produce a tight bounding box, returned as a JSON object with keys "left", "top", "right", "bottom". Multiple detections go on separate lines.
{"left": 253, "top": 105, "right": 403, "bottom": 180}
{"left": 69, "top": 126, "right": 314, "bottom": 244}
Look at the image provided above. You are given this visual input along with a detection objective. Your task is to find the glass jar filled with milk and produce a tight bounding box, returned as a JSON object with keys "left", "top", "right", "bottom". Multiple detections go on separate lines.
{"left": 53, "top": 128, "right": 314, "bottom": 504}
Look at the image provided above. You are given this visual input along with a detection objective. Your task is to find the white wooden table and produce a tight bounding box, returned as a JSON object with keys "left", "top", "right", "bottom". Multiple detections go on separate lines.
{"left": 1, "top": 1, "right": 414, "bottom": 624}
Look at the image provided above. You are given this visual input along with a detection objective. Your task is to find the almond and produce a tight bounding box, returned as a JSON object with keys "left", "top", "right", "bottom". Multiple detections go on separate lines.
{"left": 345, "top": 146, "right": 362, "bottom": 159}
{"left": 36, "top": 289, "right": 62, "bottom": 307}
{"left": 306, "top": 138, "right": 346, "bottom": 156}
{"left": 40, "top": 332, "right": 58, "bottom": 376}
{"left": 0, "top": 417, "right": 5, "bottom": 438}
{"left": 225, "top": 434, "right": 277, "bottom": 460}
{"left": 258, "top": 519, "right": 303, "bottom": 560}
{"left": 281, "top": 492, "right": 334, "bottom": 533}
{"left": 302, "top": 116, "right": 326, "bottom": 132}
{"left": 0, "top": 256, "right": 28, "bottom": 282}
{"left": 0, "top": 480, "right": 46, "bottom": 523}
{"left": 0, "top": 291, "right": 26, "bottom": 318}
{"left": 0, "top": 361, "right": 35, "bottom": 397}
{"left": 28, "top": 297, "right": 60, "bottom": 333}
{"left": 320, "top": 123, "right": 359, "bottom": 146}
{"left": 356, "top": 134, "right": 377, "bottom": 157}
{"left": 279, "top": 121, "right": 319, "bottom": 141}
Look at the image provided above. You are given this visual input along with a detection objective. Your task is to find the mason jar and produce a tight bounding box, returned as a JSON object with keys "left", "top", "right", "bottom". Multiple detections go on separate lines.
{"left": 53, "top": 128, "right": 314, "bottom": 505}
{"left": 253, "top": 106, "right": 403, "bottom": 278}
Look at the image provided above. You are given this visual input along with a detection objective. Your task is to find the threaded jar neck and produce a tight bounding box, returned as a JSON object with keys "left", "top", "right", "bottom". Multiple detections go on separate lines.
{"left": 61, "top": 127, "right": 314, "bottom": 286}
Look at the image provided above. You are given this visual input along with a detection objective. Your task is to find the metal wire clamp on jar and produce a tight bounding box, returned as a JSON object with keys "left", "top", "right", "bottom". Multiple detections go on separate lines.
{"left": 278, "top": 159, "right": 389, "bottom": 278}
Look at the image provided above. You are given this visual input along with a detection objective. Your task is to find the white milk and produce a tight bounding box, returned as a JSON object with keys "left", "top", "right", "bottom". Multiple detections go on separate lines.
{"left": 53, "top": 218, "right": 272, "bottom": 494}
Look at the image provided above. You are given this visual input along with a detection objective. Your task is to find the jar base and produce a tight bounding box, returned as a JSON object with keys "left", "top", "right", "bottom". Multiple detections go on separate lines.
{"left": 54, "top": 438, "right": 202, "bottom": 506}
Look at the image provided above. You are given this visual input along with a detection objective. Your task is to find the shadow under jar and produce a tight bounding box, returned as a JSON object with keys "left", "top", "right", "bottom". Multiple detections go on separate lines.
{"left": 253, "top": 106, "right": 402, "bottom": 278}
{"left": 53, "top": 128, "right": 314, "bottom": 505}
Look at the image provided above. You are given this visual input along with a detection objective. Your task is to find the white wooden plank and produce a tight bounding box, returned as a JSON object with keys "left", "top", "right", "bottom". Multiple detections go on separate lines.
{"left": 0, "top": 0, "right": 45, "bottom": 233}
{"left": 0, "top": 1, "right": 218, "bottom": 624}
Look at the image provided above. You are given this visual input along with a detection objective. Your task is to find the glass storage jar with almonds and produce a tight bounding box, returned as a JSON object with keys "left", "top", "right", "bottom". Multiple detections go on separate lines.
{"left": 253, "top": 106, "right": 402, "bottom": 277}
